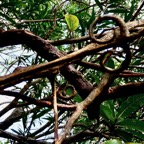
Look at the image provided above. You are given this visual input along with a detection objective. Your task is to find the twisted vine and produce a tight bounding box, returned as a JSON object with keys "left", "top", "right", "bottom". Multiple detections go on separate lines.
{"left": 89, "top": 15, "right": 131, "bottom": 73}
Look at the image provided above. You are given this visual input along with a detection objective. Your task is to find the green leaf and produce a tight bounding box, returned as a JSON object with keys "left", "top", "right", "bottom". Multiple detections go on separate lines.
{"left": 132, "top": 59, "right": 141, "bottom": 65}
{"left": 108, "top": 9, "right": 128, "bottom": 13}
{"left": 126, "top": 142, "right": 141, "bottom": 144}
{"left": 106, "top": 58, "right": 115, "bottom": 69}
{"left": 0, "top": 11, "right": 16, "bottom": 25}
{"left": 115, "top": 128, "right": 144, "bottom": 142}
{"left": 125, "top": 129, "right": 144, "bottom": 141}
{"left": 117, "top": 118, "right": 144, "bottom": 132}
{"left": 116, "top": 94, "right": 144, "bottom": 120}
{"left": 100, "top": 100, "right": 115, "bottom": 123}
{"left": 95, "top": 0, "right": 103, "bottom": 10}
{"left": 73, "top": 94, "right": 82, "bottom": 102}
{"left": 125, "top": 0, "right": 135, "bottom": 21}
{"left": 105, "top": 139, "right": 122, "bottom": 144}
{"left": 65, "top": 14, "right": 79, "bottom": 31}
{"left": 36, "top": 108, "right": 50, "bottom": 118}
{"left": 115, "top": 129, "right": 133, "bottom": 142}
{"left": 87, "top": 7, "right": 96, "bottom": 26}
{"left": 65, "top": 86, "right": 73, "bottom": 95}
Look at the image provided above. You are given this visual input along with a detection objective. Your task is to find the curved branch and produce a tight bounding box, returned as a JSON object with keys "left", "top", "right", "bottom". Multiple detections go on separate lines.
{"left": 108, "top": 82, "right": 144, "bottom": 100}
{"left": 58, "top": 72, "right": 116, "bottom": 143}
{"left": 0, "top": 17, "right": 144, "bottom": 121}
{"left": 47, "top": 19, "right": 144, "bottom": 46}
{"left": 89, "top": 15, "right": 129, "bottom": 44}
{"left": 0, "top": 91, "right": 76, "bottom": 110}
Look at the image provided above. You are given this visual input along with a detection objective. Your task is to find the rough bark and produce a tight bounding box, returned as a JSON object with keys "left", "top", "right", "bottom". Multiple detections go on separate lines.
{"left": 0, "top": 19, "right": 144, "bottom": 120}
{"left": 0, "top": 30, "right": 95, "bottom": 119}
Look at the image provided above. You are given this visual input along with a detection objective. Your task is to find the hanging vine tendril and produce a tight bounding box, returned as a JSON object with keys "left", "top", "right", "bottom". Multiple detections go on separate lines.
{"left": 57, "top": 83, "right": 77, "bottom": 100}
{"left": 100, "top": 45, "right": 131, "bottom": 73}
{"left": 89, "top": 15, "right": 131, "bottom": 73}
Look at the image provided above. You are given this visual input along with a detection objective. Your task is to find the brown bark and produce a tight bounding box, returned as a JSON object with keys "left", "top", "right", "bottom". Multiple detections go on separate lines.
{"left": 0, "top": 30, "right": 96, "bottom": 119}
{"left": 0, "top": 19, "right": 144, "bottom": 120}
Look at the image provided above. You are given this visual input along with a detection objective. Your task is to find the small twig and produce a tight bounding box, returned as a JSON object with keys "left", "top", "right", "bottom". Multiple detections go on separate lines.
{"left": 0, "top": 79, "right": 41, "bottom": 117}
{"left": 0, "top": 90, "right": 76, "bottom": 110}
{"left": 18, "top": 19, "right": 57, "bottom": 24}
{"left": 0, "top": 129, "right": 48, "bottom": 144}
{"left": 78, "top": 61, "right": 144, "bottom": 77}
{"left": 45, "top": 0, "right": 67, "bottom": 39}
{"left": 51, "top": 75, "right": 59, "bottom": 142}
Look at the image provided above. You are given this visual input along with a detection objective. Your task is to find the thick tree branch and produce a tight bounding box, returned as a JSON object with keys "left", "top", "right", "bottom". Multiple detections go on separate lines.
{"left": 47, "top": 19, "right": 144, "bottom": 45}
{"left": 58, "top": 73, "right": 116, "bottom": 143}
{"left": 108, "top": 82, "right": 144, "bottom": 100}
{"left": 0, "top": 18, "right": 144, "bottom": 120}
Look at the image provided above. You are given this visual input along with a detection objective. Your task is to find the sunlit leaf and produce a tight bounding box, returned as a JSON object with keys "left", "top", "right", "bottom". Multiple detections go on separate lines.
{"left": 105, "top": 139, "right": 122, "bottom": 144}
{"left": 65, "top": 14, "right": 79, "bottom": 31}
{"left": 126, "top": 142, "right": 141, "bottom": 144}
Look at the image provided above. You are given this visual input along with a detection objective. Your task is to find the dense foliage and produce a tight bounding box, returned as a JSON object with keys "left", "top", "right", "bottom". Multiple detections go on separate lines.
{"left": 0, "top": 0, "right": 144, "bottom": 144}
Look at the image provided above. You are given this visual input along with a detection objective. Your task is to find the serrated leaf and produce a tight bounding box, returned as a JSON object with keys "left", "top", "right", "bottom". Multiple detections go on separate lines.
{"left": 65, "top": 14, "right": 79, "bottom": 31}
{"left": 116, "top": 94, "right": 144, "bottom": 120}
